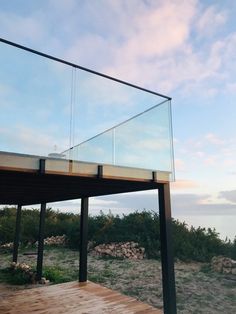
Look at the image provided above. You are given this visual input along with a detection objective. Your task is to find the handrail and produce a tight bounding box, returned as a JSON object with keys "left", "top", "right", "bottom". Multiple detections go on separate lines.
{"left": 62, "top": 99, "right": 169, "bottom": 153}
{"left": 0, "top": 37, "right": 171, "bottom": 100}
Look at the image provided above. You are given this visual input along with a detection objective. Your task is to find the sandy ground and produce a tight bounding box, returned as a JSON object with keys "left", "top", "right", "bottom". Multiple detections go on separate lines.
{"left": 0, "top": 248, "right": 235, "bottom": 313}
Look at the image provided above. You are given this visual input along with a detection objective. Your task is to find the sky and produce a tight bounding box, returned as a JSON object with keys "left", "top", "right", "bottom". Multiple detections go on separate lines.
{"left": 0, "top": 0, "right": 236, "bottom": 240}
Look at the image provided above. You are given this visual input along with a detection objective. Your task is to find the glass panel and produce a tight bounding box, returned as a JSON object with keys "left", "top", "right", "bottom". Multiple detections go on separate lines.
{"left": 68, "top": 130, "right": 113, "bottom": 164}
{"left": 0, "top": 42, "right": 71, "bottom": 157}
{"left": 65, "top": 100, "right": 175, "bottom": 180}
{"left": 0, "top": 40, "right": 174, "bottom": 180}
{"left": 72, "top": 68, "right": 165, "bottom": 145}
{"left": 115, "top": 100, "right": 173, "bottom": 172}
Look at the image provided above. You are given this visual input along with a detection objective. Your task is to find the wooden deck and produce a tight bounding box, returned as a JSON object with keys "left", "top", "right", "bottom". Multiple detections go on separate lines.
{"left": 0, "top": 281, "right": 162, "bottom": 314}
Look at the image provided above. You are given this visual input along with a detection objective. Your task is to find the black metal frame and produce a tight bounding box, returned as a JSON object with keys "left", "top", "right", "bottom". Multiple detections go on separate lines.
{"left": 0, "top": 37, "right": 171, "bottom": 101}
{"left": 159, "top": 183, "right": 177, "bottom": 314}
{"left": 36, "top": 202, "right": 46, "bottom": 281}
{"left": 0, "top": 37, "right": 176, "bottom": 312}
{"left": 79, "top": 198, "right": 89, "bottom": 282}
{"left": 36, "top": 159, "right": 47, "bottom": 281}
{"left": 12, "top": 204, "right": 22, "bottom": 263}
{"left": 8, "top": 181, "right": 176, "bottom": 313}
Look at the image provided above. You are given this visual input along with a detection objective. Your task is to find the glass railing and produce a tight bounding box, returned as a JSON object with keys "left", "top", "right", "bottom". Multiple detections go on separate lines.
{"left": 0, "top": 40, "right": 71, "bottom": 156}
{"left": 0, "top": 38, "right": 174, "bottom": 180}
{"left": 63, "top": 100, "right": 174, "bottom": 179}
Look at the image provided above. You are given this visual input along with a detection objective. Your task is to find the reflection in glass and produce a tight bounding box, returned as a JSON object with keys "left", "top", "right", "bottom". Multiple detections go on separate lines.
{"left": 0, "top": 40, "right": 174, "bottom": 180}
{"left": 64, "top": 100, "right": 175, "bottom": 180}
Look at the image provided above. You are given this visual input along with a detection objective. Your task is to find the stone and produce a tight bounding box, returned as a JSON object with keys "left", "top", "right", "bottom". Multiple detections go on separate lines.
{"left": 211, "top": 256, "right": 236, "bottom": 274}
{"left": 92, "top": 242, "right": 145, "bottom": 260}
{"left": 39, "top": 277, "right": 47, "bottom": 284}
{"left": 222, "top": 258, "right": 232, "bottom": 268}
{"left": 223, "top": 267, "right": 232, "bottom": 274}
{"left": 231, "top": 260, "right": 236, "bottom": 268}
{"left": 212, "top": 263, "right": 222, "bottom": 273}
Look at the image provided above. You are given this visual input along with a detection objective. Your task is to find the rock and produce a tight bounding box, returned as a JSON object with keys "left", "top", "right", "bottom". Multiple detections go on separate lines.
{"left": 231, "top": 260, "right": 236, "bottom": 268}
{"left": 39, "top": 277, "right": 47, "bottom": 284}
{"left": 92, "top": 242, "right": 145, "bottom": 260}
{"left": 34, "top": 235, "right": 66, "bottom": 247}
{"left": 232, "top": 268, "right": 236, "bottom": 275}
{"left": 0, "top": 242, "right": 13, "bottom": 249}
{"left": 223, "top": 267, "right": 232, "bottom": 274}
{"left": 222, "top": 258, "right": 232, "bottom": 268}
{"left": 211, "top": 256, "right": 236, "bottom": 274}
{"left": 212, "top": 263, "right": 222, "bottom": 273}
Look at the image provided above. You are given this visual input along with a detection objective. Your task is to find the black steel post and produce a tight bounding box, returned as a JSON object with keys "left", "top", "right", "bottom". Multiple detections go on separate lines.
{"left": 158, "top": 183, "right": 177, "bottom": 314}
{"left": 12, "top": 205, "right": 22, "bottom": 263}
{"left": 79, "top": 197, "right": 89, "bottom": 282}
{"left": 36, "top": 203, "right": 46, "bottom": 281}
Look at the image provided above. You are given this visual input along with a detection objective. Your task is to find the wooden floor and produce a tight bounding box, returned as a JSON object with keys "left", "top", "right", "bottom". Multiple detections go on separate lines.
{"left": 0, "top": 281, "right": 162, "bottom": 314}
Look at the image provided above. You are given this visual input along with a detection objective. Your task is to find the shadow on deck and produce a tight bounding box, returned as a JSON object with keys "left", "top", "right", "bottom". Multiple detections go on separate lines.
{"left": 0, "top": 281, "right": 162, "bottom": 314}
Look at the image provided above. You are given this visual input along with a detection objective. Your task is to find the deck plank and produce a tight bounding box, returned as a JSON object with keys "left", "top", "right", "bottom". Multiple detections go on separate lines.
{"left": 0, "top": 281, "right": 162, "bottom": 314}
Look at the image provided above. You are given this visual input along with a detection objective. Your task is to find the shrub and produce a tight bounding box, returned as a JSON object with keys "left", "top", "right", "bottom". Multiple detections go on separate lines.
{"left": 0, "top": 266, "right": 32, "bottom": 285}
{"left": 43, "top": 266, "right": 71, "bottom": 283}
{"left": 0, "top": 207, "right": 235, "bottom": 262}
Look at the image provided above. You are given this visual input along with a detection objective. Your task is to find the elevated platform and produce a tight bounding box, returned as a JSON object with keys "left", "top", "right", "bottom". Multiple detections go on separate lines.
{"left": 0, "top": 151, "right": 170, "bottom": 205}
{"left": 0, "top": 281, "right": 162, "bottom": 314}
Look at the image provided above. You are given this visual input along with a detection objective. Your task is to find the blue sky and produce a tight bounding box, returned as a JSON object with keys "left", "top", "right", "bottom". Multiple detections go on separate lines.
{"left": 0, "top": 0, "right": 236, "bottom": 240}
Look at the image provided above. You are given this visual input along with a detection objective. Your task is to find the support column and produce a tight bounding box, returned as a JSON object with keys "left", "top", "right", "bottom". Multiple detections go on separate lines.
{"left": 36, "top": 203, "right": 46, "bottom": 281}
{"left": 158, "top": 183, "right": 177, "bottom": 314}
{"left": 13, "top": 204, "right": 22, "bottom": 263}
{"left": 79, "top": 197, "right": 89, "bottom": 282}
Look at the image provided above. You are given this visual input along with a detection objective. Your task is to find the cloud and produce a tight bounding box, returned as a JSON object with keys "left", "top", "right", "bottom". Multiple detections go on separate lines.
{"left": 174, "top": 159, "right": 186, "bottom": 172}
{"left": 94, "top": 192, "right": 159, "bottom": 212}
{"left": 49, "top": 191, "right": 236, "bottom": 217}
{"left": 0, "top": 12, "right": 45, "bottom": 43}
{"left": 218, "top": 190, "right": 236, "bottom": 204}
{"left": 47, "top": 191, "right": 158, "bottom": 216}
{"left": 171, "top": 179, "right": 198, "bottom": 190}
{"left": 171, "top": 193, "right": 236, "bottom": 216}
{"left": 174, "top": 132, "right": 236, "bottom": 175}
{"left": 43, "top": 0, "right": 197, "bottom": 92}
{"left": 0, "top": 125, "right": 68, "bottom": 155}
{"left": 1, "top": 0, "right": 234, "bottom": 98}
{"left": 196, "top": 5, "right": 227, "bottom": 36}
{"left": 205, "top": 133, "right": 224, "bottom": 145}
{"left": 48, "top": 197, "right": 119, "bottom": 211}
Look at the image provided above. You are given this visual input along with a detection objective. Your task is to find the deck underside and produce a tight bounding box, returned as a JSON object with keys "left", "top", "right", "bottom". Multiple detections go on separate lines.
{"left": 0, "top": 151, "right": 168, "bottom": 205}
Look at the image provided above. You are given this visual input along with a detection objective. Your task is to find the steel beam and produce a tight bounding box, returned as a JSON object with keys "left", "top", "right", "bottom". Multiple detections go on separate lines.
{"left": 158, "top": 183, "right": 177, "bottom": 314}
{"left": 79, "top": 197, "right": 89, "bottom": 282}
{"left": 12, "top": 204, "right": 22, "bottom": 263}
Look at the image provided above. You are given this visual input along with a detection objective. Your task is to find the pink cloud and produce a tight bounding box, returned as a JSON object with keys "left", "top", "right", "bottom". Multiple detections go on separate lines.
{"left": 171, "top": 179, "right": 198, "bottom": 190}
{"left": 0, "top": 12, "right": 45, "bottom": 43}
{"left": 196, "top": 5, "right": 227, "bottom": 35}
{"left": 175, "top": 158, "right": 186, "bottom": 171}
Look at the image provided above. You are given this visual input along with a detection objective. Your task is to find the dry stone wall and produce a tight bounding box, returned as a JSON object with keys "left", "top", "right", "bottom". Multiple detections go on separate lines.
{"left": 211, "top": 256, "right": 236, "bottom": 275}
{"left": 34, "top": 235, "right": 66, "bottom": 247}
{"left": 92, "top": 241, "right": 145, "bottom": 259}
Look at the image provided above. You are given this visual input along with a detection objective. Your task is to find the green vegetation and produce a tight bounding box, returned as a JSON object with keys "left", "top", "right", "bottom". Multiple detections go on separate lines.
{"left": 0, "top": 207, "right": 235, "bottom": 262}
{"left": 0, "top": 267, "right": 31, "bottom": 285}
{"left": 43, "top": 266, "right": 73, "bottom": 283}
{"left": 88, "top": 262, "right": 117, "bottom": 284}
